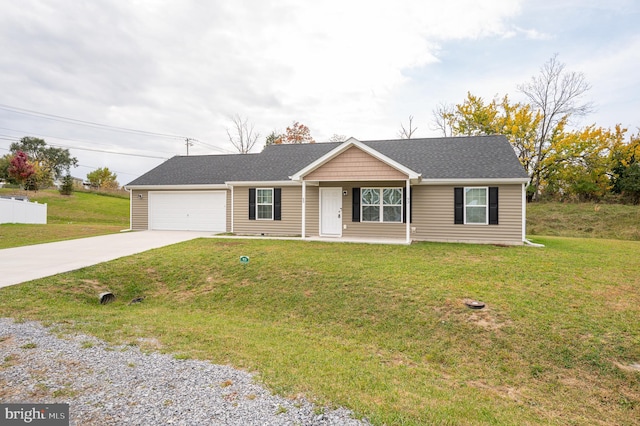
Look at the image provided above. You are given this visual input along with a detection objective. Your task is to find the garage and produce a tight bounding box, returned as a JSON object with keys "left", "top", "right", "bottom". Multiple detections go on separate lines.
{"left": 148, "top": 191, "right": 226, "bottom": 232}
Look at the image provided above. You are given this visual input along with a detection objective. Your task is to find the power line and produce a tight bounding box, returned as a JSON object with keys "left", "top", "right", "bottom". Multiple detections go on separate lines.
{"left": 0, "top": 103, "right": 186, "bottom": 139}
{"left": 0, "top": 126, "right": 171, "bottom": 152}
{"left": 48, "top": 143, "right": 170, "bottom": 160}
{"left": 190, "top": 138, "right": 234, "bottom": 154}
{"left": 0, "top": 136, "right": 170, "bottom": 160}
{"left": 0, "top": 126, "right": 175, "bottom": 158}
{"left": 0, "top": 106, "right": 233, "bottom": 154}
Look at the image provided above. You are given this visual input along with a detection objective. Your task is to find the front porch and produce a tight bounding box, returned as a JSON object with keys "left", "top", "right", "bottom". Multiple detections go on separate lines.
{"left": 207, "top": 234, "right": 410, "bottom": 245}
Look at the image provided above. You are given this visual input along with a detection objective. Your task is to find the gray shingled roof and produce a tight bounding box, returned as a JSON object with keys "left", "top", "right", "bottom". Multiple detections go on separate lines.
{"left": 126, "top": 135, "right": 527, "bottom": 186}
{"left": 361, "top": 136, "right": 529, "bottom": 179}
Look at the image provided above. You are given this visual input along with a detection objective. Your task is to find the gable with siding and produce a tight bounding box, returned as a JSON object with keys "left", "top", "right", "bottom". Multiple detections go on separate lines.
{"left": 304, "top": 146, "right": 408, "bottom": 181}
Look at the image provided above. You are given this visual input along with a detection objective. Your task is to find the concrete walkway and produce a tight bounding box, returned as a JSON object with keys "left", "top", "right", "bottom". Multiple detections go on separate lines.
{"left": 0, "top": 231, "right": 211, "bottom": 288}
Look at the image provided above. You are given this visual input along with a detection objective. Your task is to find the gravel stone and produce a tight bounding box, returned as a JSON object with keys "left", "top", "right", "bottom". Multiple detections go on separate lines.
{"left": 0, "top": 318, "right": 371, "bottom": 425}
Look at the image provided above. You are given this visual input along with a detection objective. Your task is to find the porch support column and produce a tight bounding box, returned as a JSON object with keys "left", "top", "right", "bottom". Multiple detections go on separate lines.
{"left": 230, "top": 185, "right": 234, "bottom": 233}
{"left": 406, "top": 179, "right": 411, "bottom": 243}
{"left": 301, "top": 180, "right": 307, "bottom": 240}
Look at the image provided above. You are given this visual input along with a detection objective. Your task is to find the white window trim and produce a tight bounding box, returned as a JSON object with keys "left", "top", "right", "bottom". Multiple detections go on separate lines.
{"left": 464, "top": 186, "right": 488, "bottom": 225}
{"left": 361, "top": 187, "right": 403, "bottom": 223}
{"left": 256, "top": 188, "right": 274, "bottom": 220}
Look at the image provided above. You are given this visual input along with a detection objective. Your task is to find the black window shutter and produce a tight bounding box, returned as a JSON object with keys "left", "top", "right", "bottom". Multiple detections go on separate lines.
{"left": 352, "top": 187, "right": 360, "bottom": 222}
{"left": 454, "top": 187, "right": 464, "bottom": 224}
{"left": 489, "top": 187, "right": 499, "bottom": 225}
{"left": 401, "top": 188, "right": 414, "bottom": 223}
{"left": 248, "top": 188, "right": 256, "bottom": 220}
{"left": 274, "top": 188, "right": 282, "bottom": 221}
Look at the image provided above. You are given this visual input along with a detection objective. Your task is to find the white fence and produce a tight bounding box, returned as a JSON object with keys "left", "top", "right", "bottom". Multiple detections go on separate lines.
{"left": 0, "top": 197, "right": 47, "bottom": 224}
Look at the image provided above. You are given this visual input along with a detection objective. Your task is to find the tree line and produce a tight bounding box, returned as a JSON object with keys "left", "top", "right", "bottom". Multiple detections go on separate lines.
{"left": 429, "top": 55, "right": 639, "bottom": 204}
{"left": 0, "top": 137, "right": 119, "bottom": 194}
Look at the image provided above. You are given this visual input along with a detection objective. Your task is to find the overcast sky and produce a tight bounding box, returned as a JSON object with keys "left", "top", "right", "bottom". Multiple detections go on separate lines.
{"left": 0, "top": 0, "right": 638, "bottom": 184}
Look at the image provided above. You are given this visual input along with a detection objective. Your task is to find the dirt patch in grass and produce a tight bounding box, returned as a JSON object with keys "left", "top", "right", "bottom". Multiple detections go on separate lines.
{"left": 467, "top": 380, "right": 522, "bottom": 402}
{"left": 234, "top": 278, "right": 252, "bottom": 288}
{"left": 466, "top": 310, "right": 507, "bottom": 331}
{"left": 172, "top": 285, "right": 218, "bottom": 303}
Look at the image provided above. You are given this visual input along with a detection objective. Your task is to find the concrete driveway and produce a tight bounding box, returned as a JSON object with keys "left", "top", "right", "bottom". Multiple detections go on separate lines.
{"left": 0, "top": 231, "right": 211, "bottom": 288}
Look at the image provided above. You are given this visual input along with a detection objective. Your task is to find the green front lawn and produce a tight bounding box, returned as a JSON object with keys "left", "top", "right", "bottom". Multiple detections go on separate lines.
{"left": 0, "top": 189, "right": 129, "bottom": 248}
{"left": 1, "top": 237, "right": 638, "bottom": 425}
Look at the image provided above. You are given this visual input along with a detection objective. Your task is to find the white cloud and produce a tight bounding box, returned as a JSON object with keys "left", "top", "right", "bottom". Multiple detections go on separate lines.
{"left": 1, "top": 0, "right": 637, "bottom": 182}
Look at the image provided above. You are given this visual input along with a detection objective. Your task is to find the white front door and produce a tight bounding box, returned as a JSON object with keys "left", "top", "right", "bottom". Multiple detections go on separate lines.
{"left": 320, "top": 187, "right": 342, "bottom": 236}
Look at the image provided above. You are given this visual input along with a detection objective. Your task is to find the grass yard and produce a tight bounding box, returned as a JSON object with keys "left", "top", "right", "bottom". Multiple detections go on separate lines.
{"left": 0, "top": 189, "right": 129, "bottom": 248}
{"left": 0, "top": 237, "right": 638, "bottom": 425}
{"left": 527, "top": 202, "right": 640, "bottom": 240}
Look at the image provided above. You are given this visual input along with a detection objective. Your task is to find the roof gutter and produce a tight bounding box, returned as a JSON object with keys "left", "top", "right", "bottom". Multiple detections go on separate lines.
{"left": 417, "top": 178, "right": 530, "bottom": 185}
{"left": 124, "top": 184, "right": 229, "bottom": 190}
{"left": 224, "top": 180, "right": 301, "bottom": 186}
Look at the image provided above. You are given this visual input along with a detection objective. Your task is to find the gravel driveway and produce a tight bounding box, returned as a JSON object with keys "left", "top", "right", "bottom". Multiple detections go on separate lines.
{"left": 0, "top": 318, "right": 371, "bottom": 425}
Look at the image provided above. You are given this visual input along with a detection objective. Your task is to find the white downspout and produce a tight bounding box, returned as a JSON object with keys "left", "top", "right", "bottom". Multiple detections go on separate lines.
{"left": 406, "top": 179, "right": 411, "bottom": 244}
{"left": 127, "top": 187, "right": 132, "bottom": 231}
{"left": 301, "top": 180, "right": 306, "bottom": 239}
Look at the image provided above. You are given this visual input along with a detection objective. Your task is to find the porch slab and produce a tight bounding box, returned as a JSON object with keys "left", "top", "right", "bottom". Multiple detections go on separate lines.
{"left": 205, "top": 235, "right": 410, "bottom": 245}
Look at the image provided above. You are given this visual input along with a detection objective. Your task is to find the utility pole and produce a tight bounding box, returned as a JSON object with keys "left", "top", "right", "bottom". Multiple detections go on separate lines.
{"left": 185, "top": 138, "right": 194, "bottom": 155}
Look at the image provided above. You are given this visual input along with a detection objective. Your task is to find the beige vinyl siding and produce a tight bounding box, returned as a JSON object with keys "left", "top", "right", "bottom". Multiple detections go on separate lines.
{"left": 131, "top": 190, "right": 148, "bottom": 230}
{"left": 233, "top": 186, "right": 302, "bottom": 236}
{"left": 320, "top": 182, "right": 406, "bottom": 239}
{"left": 305, "top": 185, "right": 319, "bottom": 237}
{"left": 305, "top": 146, "right": 408, "bottom": 181}
{"left": 411, "top": 184, "right": 523, "bottom": 244}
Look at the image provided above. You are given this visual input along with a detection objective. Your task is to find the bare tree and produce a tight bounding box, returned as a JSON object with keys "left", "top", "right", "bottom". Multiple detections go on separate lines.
{"left": 431, "top": 102, "right": 455, "bottom": 137}
{"left": 226, "top": 114, "right": 259, "bottom": 154}
{"left": 398, "top": 115, "right": 417, "bottom": 139}
{"left": 518, "top": 54, "right": 593, "bottom": 199}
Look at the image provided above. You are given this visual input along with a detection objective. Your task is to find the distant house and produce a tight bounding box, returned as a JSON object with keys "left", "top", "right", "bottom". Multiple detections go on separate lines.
{"left": 125, "top": 136, "right": 530, "bottom": 245}
{"left": 53, "top": 176, "right": 84, "bottom": 189}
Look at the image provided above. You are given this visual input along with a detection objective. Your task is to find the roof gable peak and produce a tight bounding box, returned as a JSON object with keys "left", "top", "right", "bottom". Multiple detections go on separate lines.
{"left": 290, "top": 138, "right": 421, "bottom": 181}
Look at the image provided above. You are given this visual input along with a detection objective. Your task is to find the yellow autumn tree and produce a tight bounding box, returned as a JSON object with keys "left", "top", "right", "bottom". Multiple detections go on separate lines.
{"left": 543, "top": 125, "right": 627, "bottom": 201}
{"left": 611, "top": 132, "right": 640, "bottom": 203}
{"left": 434, "top": 93, "right": 542, "bottom": 185}
{"left": 434, "top": 56, "right": 594, "bottom": 201}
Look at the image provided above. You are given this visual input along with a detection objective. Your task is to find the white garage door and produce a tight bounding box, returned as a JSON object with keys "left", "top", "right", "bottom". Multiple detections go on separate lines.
{"left": 149, "top": 191, "right": 226, "bottom": 232}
